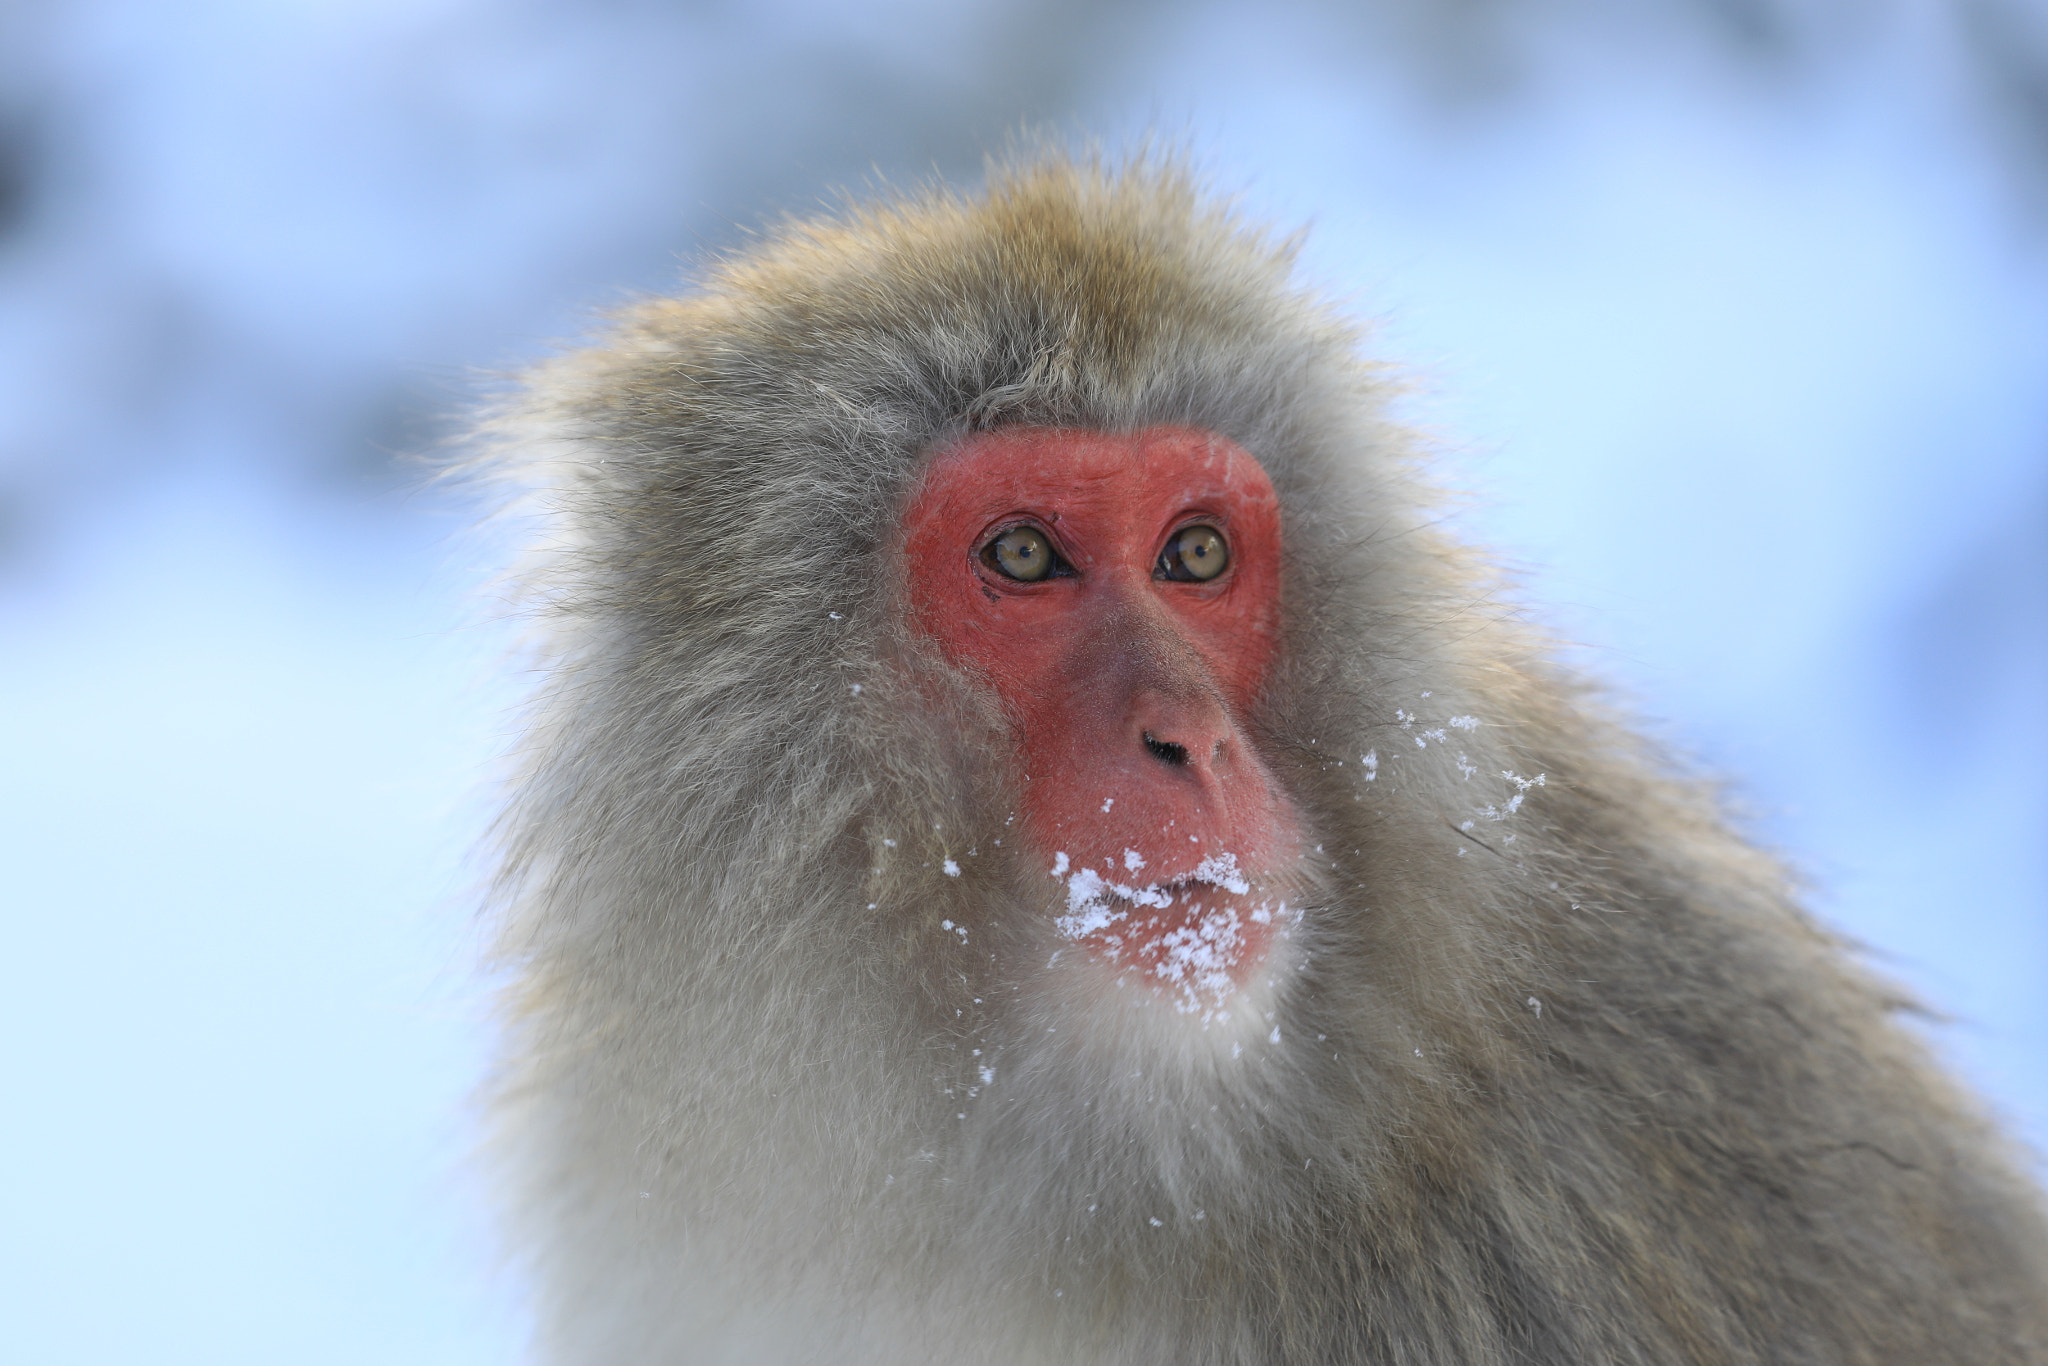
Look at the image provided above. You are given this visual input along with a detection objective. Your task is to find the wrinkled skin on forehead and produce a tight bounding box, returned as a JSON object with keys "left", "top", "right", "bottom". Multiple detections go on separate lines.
{"left": 901, "top": 426, "right": 1302, "bottom": 996}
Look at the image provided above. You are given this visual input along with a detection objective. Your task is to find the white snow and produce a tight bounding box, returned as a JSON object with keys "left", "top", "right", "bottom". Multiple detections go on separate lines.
{"left": 1048, "top": 850, "right": 1293, "bottom": 1020}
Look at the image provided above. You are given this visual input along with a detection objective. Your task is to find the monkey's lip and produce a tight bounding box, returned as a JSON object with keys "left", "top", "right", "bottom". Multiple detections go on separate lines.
{"left": 1050, "top": 856, "right": 1292, "bottom": 1009}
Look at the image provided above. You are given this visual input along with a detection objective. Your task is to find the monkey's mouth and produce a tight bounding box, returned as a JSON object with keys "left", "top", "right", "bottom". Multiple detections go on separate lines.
{"left": 1049, "top": 853, "right": 1294, "bottom": 1016}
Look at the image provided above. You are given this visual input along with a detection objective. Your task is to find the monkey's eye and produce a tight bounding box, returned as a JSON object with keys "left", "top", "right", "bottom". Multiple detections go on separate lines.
{"left": 984, "top": 525, "right": 1060, "bottom": 582}
{"left": 1157, "top": 524, "right": 1229, "bottom": 582}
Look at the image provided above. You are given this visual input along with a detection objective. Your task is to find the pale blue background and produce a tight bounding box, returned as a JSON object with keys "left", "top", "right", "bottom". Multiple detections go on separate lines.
{"left": 2, "top": 2, "right": 2042, "bottom": 1361}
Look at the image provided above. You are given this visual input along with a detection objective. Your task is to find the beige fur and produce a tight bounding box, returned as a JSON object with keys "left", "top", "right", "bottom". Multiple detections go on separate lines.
{"left": 467, "top": 156, "right": 2048, "bottom": 1363}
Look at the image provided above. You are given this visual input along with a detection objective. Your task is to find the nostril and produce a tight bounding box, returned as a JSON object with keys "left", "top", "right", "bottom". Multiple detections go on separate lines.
{"left": 1143, "top": 731, "right": 1190, "bottom": 767}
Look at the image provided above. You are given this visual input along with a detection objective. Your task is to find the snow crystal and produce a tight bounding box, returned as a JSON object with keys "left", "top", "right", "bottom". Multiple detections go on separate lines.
{"left": 1191, "top": 852, "right": 1251, "bottom": 896}
{"left": 1123, "top": 849, "right": 1145, "bottom": 871}
{"left": 1050, "top": 851, "right": 1070, "bottom": 877}
{"left": 1100, "top": 797, "right": 1115, "bottom": 813}
{"left": 1361, "top": 750, "right": 1378, "bottom": 780}
{"left": 1048, "top": 849, "right": 1293, "bottom": 1020}
{"left": 942, "top": 859, "right": 961, "bottom": 877}
{"left": 1268, "top": 1026, "right": 1281, "bottom": 1045}
{"left": 979, "top": 1066, "right": 994, "bottom": 1086}
{"left": 1449, "top": 715, "right": 1480, "bottom": 730}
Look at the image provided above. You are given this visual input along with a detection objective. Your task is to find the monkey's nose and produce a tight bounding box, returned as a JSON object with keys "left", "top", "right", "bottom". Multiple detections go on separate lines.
{"left": 1088, "top": 605, "right": 1238, "bottom": 780}
{"left": 1132, "top": 699, "right": 1234, "bottom": 780}
{"left": 1142, "top": 731, "right": 1190, "bottom": 767}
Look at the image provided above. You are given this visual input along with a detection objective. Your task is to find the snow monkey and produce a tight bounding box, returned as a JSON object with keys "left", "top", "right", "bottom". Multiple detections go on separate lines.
{"left": 472, "top": 157, "right": 2048, "bottom": 1364}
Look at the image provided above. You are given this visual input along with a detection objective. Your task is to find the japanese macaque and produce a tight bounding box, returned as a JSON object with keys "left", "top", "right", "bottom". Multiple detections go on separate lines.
{"left": 472, "top": 158, "right": 2048, "bottom": 1364}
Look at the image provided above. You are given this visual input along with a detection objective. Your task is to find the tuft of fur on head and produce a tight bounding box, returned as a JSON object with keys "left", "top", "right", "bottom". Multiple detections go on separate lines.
{"left": 465, "top": 153, "right": 2048, "bottom": 1364}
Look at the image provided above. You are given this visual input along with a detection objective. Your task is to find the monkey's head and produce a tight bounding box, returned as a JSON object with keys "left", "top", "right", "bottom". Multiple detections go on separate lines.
{"left": 485, "top": 155, "right": 1501, "bottom": 1248}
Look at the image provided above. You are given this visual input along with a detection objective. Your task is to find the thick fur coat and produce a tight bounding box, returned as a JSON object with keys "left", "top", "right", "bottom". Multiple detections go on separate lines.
{"left": 473, "top": 158, "right": 2048, "bottom": 1363}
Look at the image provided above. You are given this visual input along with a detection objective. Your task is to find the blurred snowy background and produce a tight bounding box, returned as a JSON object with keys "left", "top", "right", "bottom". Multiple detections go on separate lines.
{"left": 2, "top": 1, "right": 2042, "bottom": 1361}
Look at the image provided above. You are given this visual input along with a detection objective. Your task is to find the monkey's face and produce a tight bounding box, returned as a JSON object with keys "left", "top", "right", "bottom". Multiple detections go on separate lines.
{"left": 903, "top": 427, "right": 1304, "bottom": 1021}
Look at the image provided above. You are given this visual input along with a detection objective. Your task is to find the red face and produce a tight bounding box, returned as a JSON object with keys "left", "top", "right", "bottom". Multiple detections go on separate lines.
{"left": 901, "top": 426, "right": 1302, "bottom": 1014}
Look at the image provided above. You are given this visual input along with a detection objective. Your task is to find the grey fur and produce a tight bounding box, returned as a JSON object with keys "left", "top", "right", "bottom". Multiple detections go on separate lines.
{"left": 469, "top": 156, "right": 2048, "bottom": 1363}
